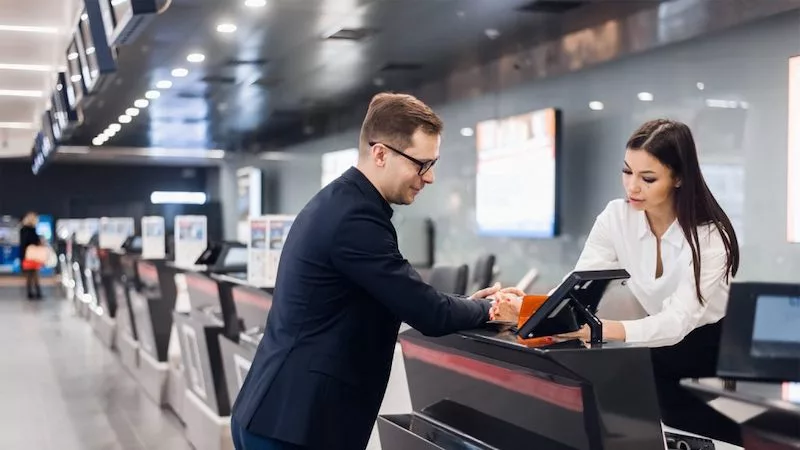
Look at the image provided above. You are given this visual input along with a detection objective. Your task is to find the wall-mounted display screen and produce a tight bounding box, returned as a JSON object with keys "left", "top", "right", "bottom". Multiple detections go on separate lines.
{"left": 788, "top": 56, "right": 800, "bottom": 242}
{"left": 475, "top": 108, "right": 560, "bottom": 238}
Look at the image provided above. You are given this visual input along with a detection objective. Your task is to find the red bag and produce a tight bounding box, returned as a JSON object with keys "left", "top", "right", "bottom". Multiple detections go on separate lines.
{"left": 22, "top": 259, "right": 43, "bottom": 271}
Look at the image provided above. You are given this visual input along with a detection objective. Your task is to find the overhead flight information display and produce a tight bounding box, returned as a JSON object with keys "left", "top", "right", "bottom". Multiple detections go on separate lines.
{"left": 475, "top": 108, "right": 560, "bottom": 238}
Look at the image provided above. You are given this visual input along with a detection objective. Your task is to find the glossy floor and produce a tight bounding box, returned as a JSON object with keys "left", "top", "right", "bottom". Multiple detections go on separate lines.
{"left": 0, "top": 287, "right": 190, "bottom": 450}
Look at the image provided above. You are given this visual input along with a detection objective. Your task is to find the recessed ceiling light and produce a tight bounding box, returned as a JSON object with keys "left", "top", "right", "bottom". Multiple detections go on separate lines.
{"left": 105, "top": 128, "right": 117, "bottom": 137}
{"left": 126, "top": 107, "right": 140, "bottom": 116}
{"left": 245, "top": 0, "right": 267, "bottom": 7}
{"left": 155, "top": 80, "right": 172, "bottom": 89}
{"left": 187, "top": 53, "right": 205, "bottom": 63}
{"left": 134, "top": 99, "right": 149, "bottom": 108}
{"left": 484, "top": 28, "right": 500, "bottom": 40}
{"left": 637, "top": 92, "right": 654, "bottom": 102}
{"left": 108, "top": 123, "right": 122, "bottom": 132}
{"left": 0, "top": 89, "right": 43, "bottom": 97}
{"left": 460, "top": 127, "right": 474, "bottom": 137}
{"left": 171, "top": 67, "right": 189, "bottom": 77}
{"left": 118, "top": 115, "right": 132, "bottom": 123}
{"left": 0, "top": 63, "right": 51, "bottom": 72}
{"left": 67, "top": 52, "right": 79, "bottom": 61}
{"left": 81, "top": 13, "right": 88, "bottom": 21}
{"left": 85, "top": 47, "right": 95, "bottom": 55}
{"left": 70, "top": 74, "right": 82, "bottom": 82}
{"left": 697, "top": 82, "right": 705, "bottom": 91}
{"left": 0, "top": 25, "right": 59, "bottom": 34}
{"left": 145, "top": 90, "right": 161, "bottom": 99}
{"left": 216, "top": 23, "right": 237, "bottom": 33}
{"left": 92, "top": 137, "right": 103, "bottom": 146}
{"left": 589, "top": 101, "right": 604, "bottom": 111}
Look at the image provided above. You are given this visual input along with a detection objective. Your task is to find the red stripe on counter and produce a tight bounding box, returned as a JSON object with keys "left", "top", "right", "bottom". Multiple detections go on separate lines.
{"left": 137, "top": 261, "right": 159, "bottom": 283}
{"left": 400, "top": 339, "right": 584, "bottom": 413}
{"left": 233, "top": 288, "right": 272, "bottom": 310}
{"left": 186, "top": 274, "right": 218, "bottom": 296}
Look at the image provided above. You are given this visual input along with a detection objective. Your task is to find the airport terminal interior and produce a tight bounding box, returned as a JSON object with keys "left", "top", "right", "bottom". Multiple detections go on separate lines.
{"left": 1, "top": 0, "right": 799, "bottom": 449}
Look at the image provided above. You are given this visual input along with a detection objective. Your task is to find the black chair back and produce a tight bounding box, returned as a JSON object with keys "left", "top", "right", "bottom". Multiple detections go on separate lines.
{"left": 428, "top": 264, "right": 469, "bottom": 296}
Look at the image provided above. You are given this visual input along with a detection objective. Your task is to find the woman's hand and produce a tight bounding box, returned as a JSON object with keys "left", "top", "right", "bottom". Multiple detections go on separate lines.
{"left": 556, "top": 320, "right": 627, "bottom": 342}
{"left": 489, "top": 291, "right": 523, "bottom": 322}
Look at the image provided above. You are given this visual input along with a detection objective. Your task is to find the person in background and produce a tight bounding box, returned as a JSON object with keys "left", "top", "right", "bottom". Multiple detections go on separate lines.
{"left": 493, "top": 119, "right": 741, "bottom": 445}
{"left": 19, "top": 212, "right": 43, "bottom": 300}
{"left": 230, "top": 92, "right": 522, "bottom": 450}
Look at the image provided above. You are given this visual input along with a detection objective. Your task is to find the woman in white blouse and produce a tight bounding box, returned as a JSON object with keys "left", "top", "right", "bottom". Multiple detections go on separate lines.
{"left": 494, "top": 119, "right": 741, "bottom": 444}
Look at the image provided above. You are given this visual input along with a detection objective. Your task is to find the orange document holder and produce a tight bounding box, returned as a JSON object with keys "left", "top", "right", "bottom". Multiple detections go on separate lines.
{"left": 514, "top": 294, "right": 557, "bottom": 347}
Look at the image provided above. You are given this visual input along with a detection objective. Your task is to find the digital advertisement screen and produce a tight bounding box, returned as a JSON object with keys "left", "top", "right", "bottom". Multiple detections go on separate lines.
{"left": 475, "top": 108, "right": 560, "bottom": 237}
{"left": 751, "top": 294, "right": 800, "bottom": 359}
{"left": 788, "top": 56, "right": 800, "bottom": 242}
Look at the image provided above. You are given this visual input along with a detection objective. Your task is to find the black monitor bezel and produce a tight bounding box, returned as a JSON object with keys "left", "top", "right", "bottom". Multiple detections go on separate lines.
{"left": 717, "top": 282, "right": 800, "bottom": 382}
{"left": 516, "top": 269, "right": 630, "bottom": 340}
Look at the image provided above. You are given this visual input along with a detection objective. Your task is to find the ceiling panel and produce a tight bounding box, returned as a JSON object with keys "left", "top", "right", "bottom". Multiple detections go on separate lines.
{"left": 37, "top": 0, "right": 679, "bottom": 153}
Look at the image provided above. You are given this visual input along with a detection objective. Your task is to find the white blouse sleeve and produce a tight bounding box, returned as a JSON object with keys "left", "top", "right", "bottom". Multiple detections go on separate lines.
{"left": 621, "top": 228, "right": 730, "bottom": 347}
{"left": 574, "top": 203, "right": 620, "bottom": 271}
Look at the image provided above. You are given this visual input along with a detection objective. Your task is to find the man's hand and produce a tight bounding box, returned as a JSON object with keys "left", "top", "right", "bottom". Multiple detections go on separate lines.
{"left": 469, "top": 283, "right": 526, "bottom": 300}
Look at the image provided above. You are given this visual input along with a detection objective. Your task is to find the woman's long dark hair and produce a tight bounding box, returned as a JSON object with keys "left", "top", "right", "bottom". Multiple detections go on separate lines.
{"left": 626, "top": 119, "right": 739, "bottom": 304}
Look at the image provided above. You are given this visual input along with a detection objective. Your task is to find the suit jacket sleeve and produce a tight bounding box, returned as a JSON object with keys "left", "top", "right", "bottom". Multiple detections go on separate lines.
{"left": 330, "top": 206, "right": 490, "bottom": 337}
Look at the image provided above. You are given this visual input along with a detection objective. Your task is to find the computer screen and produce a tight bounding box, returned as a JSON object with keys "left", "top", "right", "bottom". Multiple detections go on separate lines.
{"left": 223, "top": 247, "right": 248, "bottom": 267}
{"left": 751, "top": 295, "right": 800, "bottom": 359}
{"left": 475, "top": 108, "right": 560, "bottom": 238}
{"left": 517, "top": 269, "right": 629, "bottom": 340}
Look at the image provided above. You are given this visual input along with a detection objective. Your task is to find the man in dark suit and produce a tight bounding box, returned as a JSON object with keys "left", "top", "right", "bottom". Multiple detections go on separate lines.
{"left": 231, "top": 92, "right": 520, "bottom": 450}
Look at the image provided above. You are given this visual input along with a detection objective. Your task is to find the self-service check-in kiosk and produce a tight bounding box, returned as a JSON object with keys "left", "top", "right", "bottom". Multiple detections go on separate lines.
{"left": 174, "top": 242, "right": 249, "bottom": 450}
{"left": 128, "top": 257, "right": 179, "bottom": 406}
{"left": 378, "top": 270, "right": 669, "bottom": 450}
{"left": 90, "top": 236, "right": 141, "bottom": 349}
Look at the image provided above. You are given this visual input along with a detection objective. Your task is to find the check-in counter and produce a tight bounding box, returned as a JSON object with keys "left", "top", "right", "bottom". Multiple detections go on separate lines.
{"left": 379, "top": 328, "right": 665, "bottom": 450}
{"left": 682, "top": 379, "right": 799, "bottom": 449}
{"left": 378, "top": 270, "right": 668, "bottom": 450}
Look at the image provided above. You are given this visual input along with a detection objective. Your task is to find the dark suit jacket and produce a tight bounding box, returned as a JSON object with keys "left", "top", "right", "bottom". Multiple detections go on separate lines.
{"left": 232, "top": 167, "right": 490, "bottom": 449}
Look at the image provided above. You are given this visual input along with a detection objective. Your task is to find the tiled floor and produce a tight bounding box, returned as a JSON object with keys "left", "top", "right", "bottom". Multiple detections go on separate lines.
{"left": 0, "top": 286, "right": 190, "bottom": 450}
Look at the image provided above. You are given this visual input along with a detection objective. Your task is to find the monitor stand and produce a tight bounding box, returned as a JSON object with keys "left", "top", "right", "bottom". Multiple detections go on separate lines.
{"left": 569, "top": 296, "right": 604, "bottom": 345}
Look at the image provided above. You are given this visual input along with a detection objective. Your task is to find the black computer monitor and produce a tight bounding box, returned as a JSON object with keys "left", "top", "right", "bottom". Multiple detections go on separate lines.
{"left": 717, "top": 282, "right": 800, "bottom": 382}
{"left": 516, "top": 269, "right": 630, "bottom": 344}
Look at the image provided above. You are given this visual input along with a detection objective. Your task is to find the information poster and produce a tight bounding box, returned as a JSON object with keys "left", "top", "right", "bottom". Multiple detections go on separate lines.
{"left": 475, "top": 108, "right": 559, "bottom": 237}
{"left": 237, "top": 166, "right": 263, "bottom": 243}
{"left": 76, "top": 218, "right": 99, "bottom": 245}
{"left": 98, "top": 217, "right": 134, "bottom": 250}
{"left": 788, "top": 56, "right": 800, "bottom": 242}
{"left": 247, "top": 215, "right": 295, "bottom": 288}
{"left": 321, "top": 148, "right": 358, "bottom": 187}
{"left": 174, "top": 215, "right": 207, "bottom": 267}
{"left": 141, "top": 216, "right": 166, "bottom": 260}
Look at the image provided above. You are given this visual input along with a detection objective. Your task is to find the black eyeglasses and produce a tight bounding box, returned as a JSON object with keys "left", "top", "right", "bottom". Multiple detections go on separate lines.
{"left": 369, "top": 141, "right": 438, "bottom": 176}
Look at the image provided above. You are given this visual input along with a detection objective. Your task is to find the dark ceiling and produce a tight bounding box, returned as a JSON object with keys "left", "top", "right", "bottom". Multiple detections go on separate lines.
{"left": 63, "top": 0, "right": 657, "bottom": 152}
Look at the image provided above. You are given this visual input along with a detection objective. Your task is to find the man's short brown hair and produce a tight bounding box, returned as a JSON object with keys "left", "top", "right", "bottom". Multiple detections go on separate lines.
{"left": 359, "top": 92, "right": 443, "bottom": 153}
